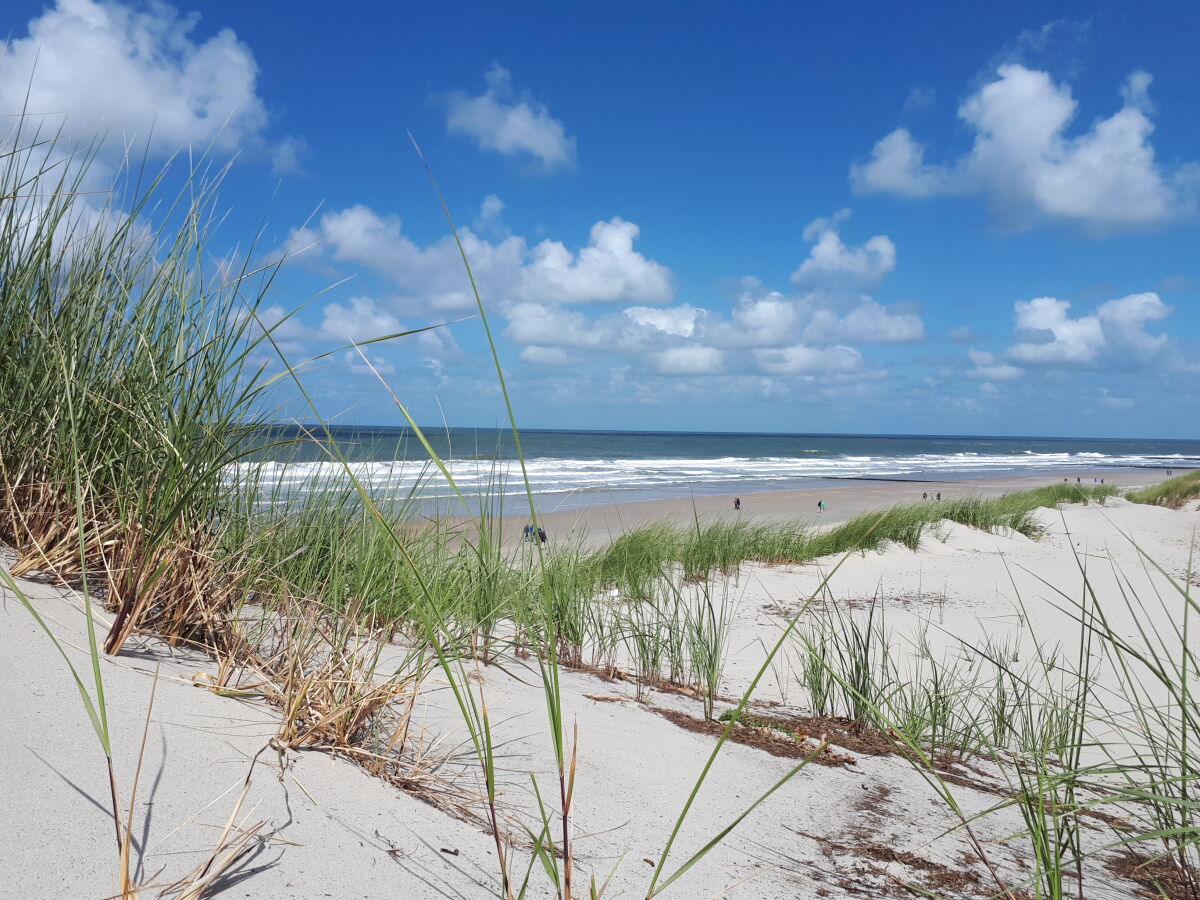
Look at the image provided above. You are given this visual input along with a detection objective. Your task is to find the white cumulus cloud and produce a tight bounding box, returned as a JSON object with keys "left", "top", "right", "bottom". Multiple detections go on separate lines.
{"left": 793, "top": 213, "right": 896, "bottom": 293}
{"left": 732, "top": 292, "right": 798, "bottom": 337}
{"left": 319, "top": 297, "right": 405, "bottom": 343}
{"left": 446, "top": 63, "right": 576, "bottom": 170}
{"left": 519, "top": 218, "right": 674, "bottom": 305}
{"left": 978, "top": 291, "right": 1177, "bottom": 373}
{"left": 1096, "top": 291, "right": 1170, "bottom": 357}
{"left": 0, "top": 0, "right": 268, "bottom": 156}
{"left": 966, "top": 349, "right": 1023, "bottom": 381}
{"left": 1009, "top": 297, "right": 1106, "bottom": 363}
{"left": 293, "top": 207, "right": 672, "bottom": 312}
{"left": 697, "top": 214, "right": 924, "bottom": 355}
{"left": 505, "top": 303, "right": 610, "bottom": 349}
{"left": 803, "top": 299, "right": 924, "bottom": 344}
{"left": 852, "top": 64, "right": 1199, "bottom": 230}
{"left": 623, "top": 304, "right": 701, "bottom": 337}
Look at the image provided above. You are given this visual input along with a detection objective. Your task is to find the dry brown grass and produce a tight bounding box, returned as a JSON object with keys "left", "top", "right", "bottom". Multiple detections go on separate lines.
{"left": 2, "top": 482, "right": 243, "bottom": 655}
{"left": 187, "top": 593, "right": 496, "bottom": 829}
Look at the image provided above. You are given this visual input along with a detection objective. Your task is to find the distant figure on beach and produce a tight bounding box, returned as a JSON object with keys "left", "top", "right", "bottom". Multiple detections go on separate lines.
{"left": 734, "top": 497, "right": 741, "bottom": 511}
{"left": 523, "top": 524, "right": 534, "bottom": 542}
{"left": 1077, "top": 477, "right": 1081, "bottom": 483}
{"left": 537, "top": 526, "right": 547, "bottom": 544}
{"left": 817, "top": 499, "right": 826, "bottom": 514}
{"left": 922, "top": 491, "right": 928, "bottom": 500}
{"left": 1169, "top": 469, "right": 1174, "bottom": 476}
{"left": 936, "top": 492, "right": 941, "bottom": 501}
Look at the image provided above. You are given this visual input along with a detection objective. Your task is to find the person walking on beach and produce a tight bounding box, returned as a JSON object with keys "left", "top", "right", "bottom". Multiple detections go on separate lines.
{"left": 936, "top": 491, "right": 941, "bottom": 501}
{"left": 734, "top": 497, "right": 741, "bottom": 511}
{"left": 817, "top": 499, "right": 826, "bottom": 514}
{"left": 523, "top": 523, "right": 534, "bottom": 542}
{"left": 537, "top": 526, "right": 547, "bottom": 545}
{"left": 922, "top": 491, "right": 928, "bottom": 501}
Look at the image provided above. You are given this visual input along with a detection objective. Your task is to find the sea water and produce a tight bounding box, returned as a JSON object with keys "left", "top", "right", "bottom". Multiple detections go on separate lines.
{"left": 232, "top": 426, "right": 1200, "bottom": 514}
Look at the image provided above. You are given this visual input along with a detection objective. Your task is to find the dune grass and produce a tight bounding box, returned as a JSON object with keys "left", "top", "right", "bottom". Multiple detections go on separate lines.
{"left": 1127, "top": 469, "right": 1200, "bottom": 509}
{"left": 583, "top": 483, "right": 1116, "bottom": 600}
{"left": 223, "top": 479, "right": 1117, "bottom": 695}
{"left": 0, "top": 127, "right": 281, "bottom": 655}
{"left": 777, "top": 532, "right": 1200, "bottom": 898}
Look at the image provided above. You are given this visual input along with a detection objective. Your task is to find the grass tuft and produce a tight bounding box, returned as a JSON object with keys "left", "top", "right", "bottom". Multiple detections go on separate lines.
{"left": 1126, "top": 469, "right": 1200, "bottom": 509}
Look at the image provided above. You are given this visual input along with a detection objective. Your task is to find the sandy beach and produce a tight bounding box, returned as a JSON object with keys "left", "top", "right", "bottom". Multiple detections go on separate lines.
{"left": 522, "top": 468, "right": 1179, "bottom": 547}
{"left": 4, "top": 470, "right": 1198, "bottom": 898}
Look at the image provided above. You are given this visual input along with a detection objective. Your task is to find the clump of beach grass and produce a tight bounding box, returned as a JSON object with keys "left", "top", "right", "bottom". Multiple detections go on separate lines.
{"left": 579, "top": 484, "right": 1115, "bottom": 604}
{"left": 1127, "top": 469, "right": 1200, "bottom": 509}
{"left": 0, "top": 128, "right": 283, "bottom": 655}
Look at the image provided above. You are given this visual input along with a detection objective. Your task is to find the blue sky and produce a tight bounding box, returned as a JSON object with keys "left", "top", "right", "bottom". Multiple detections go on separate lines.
{"left": 3, "top": 1, "right": 1199, "bottom": 437}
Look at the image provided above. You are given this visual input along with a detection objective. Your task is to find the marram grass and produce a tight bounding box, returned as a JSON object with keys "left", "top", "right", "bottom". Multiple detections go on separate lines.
{"left": 0, "top": 128, "right": 280, "bottom": 653}
{"left": 1126, "top": 468, "right": 1200, "bottom": 509}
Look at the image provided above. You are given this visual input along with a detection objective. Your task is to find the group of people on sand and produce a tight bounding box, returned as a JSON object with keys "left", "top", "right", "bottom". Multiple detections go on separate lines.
{"left": 522, "top": 523, "right": 547, "bottom": 544}
{"left": 921, "top": 491, "right": 942, "bottom": 501}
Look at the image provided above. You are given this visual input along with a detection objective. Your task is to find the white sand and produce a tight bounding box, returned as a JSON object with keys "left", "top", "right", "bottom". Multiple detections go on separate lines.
{"left": 3, "top": 487, "right": 1197, "bottom": 898}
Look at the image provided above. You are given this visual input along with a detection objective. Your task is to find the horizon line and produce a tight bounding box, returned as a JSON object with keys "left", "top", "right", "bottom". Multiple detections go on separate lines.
{"left": 254, "top": 422, "right": 1200, "bottom": 444}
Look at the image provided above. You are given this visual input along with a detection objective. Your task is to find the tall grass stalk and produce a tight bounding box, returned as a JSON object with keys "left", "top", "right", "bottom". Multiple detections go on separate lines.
{"left": 412, "top": 136, "right": 579, "bottom": 897}
{"left": 662, "top": 574, "right": 735, "bottom": 719}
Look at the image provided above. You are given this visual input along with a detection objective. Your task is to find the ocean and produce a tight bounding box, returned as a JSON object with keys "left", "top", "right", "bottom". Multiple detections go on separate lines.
{"left": 235, "top": 427, "right": 1200, "bottom": 513}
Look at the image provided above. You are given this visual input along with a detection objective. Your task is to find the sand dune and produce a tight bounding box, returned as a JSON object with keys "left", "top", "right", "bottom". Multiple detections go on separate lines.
{"left": 3, "top": 484, "right": 1197, "bottom": 898}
